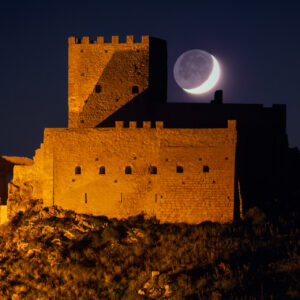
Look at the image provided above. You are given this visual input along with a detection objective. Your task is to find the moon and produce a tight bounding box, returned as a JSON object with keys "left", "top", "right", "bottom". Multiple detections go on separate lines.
{"left": 173, "top": 49, "right": 221, "bottom": 95}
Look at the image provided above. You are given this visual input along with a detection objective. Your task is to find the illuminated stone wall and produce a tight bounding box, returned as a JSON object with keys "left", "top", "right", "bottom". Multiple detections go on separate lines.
{"left": 11, "top": 120, "right": 237, "bottom": 224}
{"left": 68, "top": 35, "right": 166, "bottom": 128}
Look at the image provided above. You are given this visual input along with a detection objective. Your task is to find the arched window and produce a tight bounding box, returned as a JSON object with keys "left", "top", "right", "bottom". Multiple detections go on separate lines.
{"left": 99, "top": 166, "right": 105, "bottom": 175}
{"left": 203, "top": 166, "right": 209, "bottom": 173}
{"left": 75, "top": 166, "right": 81, "bottom": 175}
{"left": 95, "top": 84, "right": 101, "bottom": 93}
{"left": 176, "top": 166, "right": 183, "bottom": 173}
{"left": 125, "top": 166, "right": 132, "bottom": 174}
{"left": 132, "top": 86, "right": 139, "bottom": 94}
{"left": 149, "top": 166, "right": 157, "bottom": 174}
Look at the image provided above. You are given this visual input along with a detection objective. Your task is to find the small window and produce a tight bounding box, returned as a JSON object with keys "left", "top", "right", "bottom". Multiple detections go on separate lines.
{"left": 75, "top": 166, "right": 81, "bottom": 175}
{"left": 203, "top": 166, "right": 209, "bottom": 173}
{"left": 99, "top": 166, "right": 105, "bottom": 175}
{"left": 149, "top": 166, "right": 157, "bottom": 174}
{"left": 125, "top": 166, "right": 132, "bottom": 174}
{"left": 176, "top": 166, "right": 183, "bottom": 173}
{"left": 95, "top": 85, "right": 101, "bottom": 93}
{"left": 132, "top": 86, "right": 139, "bottom": 94}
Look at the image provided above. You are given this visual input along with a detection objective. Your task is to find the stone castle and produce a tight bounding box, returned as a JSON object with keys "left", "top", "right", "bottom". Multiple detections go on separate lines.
{"left": 0, "top": 35, "right": 292, "bottom": 224}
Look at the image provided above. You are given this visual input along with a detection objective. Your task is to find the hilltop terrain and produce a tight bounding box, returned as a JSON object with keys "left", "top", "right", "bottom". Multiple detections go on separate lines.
{"left": 0, "top": 201, "right": 299, "bottom": 299}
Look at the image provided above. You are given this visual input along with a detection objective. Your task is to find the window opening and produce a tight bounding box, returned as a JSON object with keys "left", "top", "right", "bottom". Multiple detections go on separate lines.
{"left": 125, "top": 166, "right": 132, "bottom": 174}
{"left": 149, "top": 166, "right": 157, "bottom": 174}
{"left": 176, "top": 166, "right": 183, "bottom": 173}
{"left": 132, "top": 86, "right": 139, "bottom": 94}
{"left": 75, "top": 166, "right": 81, "bottom": 175}
{"left": 99, "top": 166, "right": 105, "bottom": 175}
{"left": 95, "top": 85, "right": 101, "bottom": 93}
{"left": 203, "top": 166, "right": 209, "bottom": 173}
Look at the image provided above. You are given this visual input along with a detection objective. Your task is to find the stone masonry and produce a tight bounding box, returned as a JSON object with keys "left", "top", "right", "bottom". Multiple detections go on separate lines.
{"left": 0, "top": 35, "right": 253, "bottom": 224}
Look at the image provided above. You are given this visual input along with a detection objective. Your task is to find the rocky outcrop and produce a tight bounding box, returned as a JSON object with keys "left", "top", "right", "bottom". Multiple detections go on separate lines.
{"left": 138, "top": 271, "right": 173, "bottom": 298}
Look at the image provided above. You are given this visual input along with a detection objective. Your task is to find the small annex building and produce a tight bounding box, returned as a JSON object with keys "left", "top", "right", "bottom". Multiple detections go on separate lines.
{"left": 1, "top": 35, "right": 288, "bottom": 224}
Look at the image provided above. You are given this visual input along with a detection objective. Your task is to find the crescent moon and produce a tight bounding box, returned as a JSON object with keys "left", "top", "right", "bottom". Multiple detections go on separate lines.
{"left": 183, "top": 55, "right": 221, "bottom": 95}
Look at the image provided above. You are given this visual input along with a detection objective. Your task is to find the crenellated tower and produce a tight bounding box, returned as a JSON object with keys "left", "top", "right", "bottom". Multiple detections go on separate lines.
{"left": 68, "top": 35, "right": 167, "bottom": 128}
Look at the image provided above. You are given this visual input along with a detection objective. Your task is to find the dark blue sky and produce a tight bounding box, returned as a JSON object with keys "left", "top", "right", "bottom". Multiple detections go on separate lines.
{"left": 0, "top": 0, "right": 299, "bottom": 157}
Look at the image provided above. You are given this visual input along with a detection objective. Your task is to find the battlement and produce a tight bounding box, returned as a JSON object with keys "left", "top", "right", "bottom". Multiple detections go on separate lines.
{"left": 68, "top": 35, "right": 149, "bottom": 45}
{"left": 115, "top": 121, "right": 164, "bottom": 129}
{"left": 114, "top": 120, "right": 235, "bottom": 130}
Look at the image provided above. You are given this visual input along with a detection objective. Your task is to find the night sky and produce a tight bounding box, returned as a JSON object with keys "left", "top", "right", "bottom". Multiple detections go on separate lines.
{"left": 1, "top": 0, "right": 299, "bottom": 157}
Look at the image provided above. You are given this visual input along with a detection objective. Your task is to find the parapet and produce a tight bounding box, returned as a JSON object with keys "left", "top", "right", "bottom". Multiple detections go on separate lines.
{"left": 68, "top": 35, "right": 149, "bottom": 45}
{"left": 114, "top": 121, "right": 164, "bottom": 129}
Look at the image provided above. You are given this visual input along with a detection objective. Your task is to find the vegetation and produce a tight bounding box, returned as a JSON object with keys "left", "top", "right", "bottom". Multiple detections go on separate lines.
{"left": 0, "top": 204, "right": 299, "bottom": 299}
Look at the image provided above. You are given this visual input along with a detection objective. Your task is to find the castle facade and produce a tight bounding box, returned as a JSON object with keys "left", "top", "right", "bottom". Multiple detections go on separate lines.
{"left": 0, "top": 35, "right": 288, "bottom": 224}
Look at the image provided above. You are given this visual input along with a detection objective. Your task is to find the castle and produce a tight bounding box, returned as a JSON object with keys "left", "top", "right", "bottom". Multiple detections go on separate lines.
{"left": 0, "top": 35, "right": 290, "bottom": 224}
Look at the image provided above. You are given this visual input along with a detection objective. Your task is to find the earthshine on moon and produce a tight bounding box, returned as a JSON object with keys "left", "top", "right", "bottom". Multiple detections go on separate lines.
{"left": 173, "top": 49, "right": 221, "bottom": 95}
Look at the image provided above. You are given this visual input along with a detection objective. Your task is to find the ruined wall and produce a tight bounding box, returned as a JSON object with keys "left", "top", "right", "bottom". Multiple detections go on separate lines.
{"left": 7, "top": 145, "right": 50, "bottom": 218}
{"left": 17, "top": 120, "right": 236, "bottom": 224}
{"left": 68, "top": 36, "right": 167, "bottom": 128}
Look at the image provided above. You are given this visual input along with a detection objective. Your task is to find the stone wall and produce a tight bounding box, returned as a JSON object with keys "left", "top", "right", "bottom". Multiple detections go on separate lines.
{"left": 10, "top": 120, "right": 237, "bottom": 224}
{"left": 68, "top": 36, "right": 167, "bottom": 128}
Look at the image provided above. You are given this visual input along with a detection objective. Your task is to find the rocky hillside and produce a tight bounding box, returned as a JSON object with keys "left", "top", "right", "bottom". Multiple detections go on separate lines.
{"left": 0, "top": 202, "right": 299, "bottom": 299}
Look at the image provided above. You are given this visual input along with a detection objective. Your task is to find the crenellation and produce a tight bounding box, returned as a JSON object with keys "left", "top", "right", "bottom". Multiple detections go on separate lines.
{"left": 115, "top": 121, "right": 124, "bottom": 129}
{"left": 81, "top": 36, "right": 90, "bottom": 44}
{"left": 227, "top": 120, "right": 236, "bottom": 129}
{"left": 96, "top": 36, "right": 104, "bottom": 43}
{"left": 111, "top": 36, "right": 119, "bottom": 44}
{"left": 126, "top": 35, "right": 134, "bottom": 43}
{"left": 129, "top": 121, "right": 137, "bottom": 128}
{"left": 68, "top": 37, "right": 76, "bottom": 44}
{"left": 141, "top": 35, "right": 149, "bottom": 44}
{"left": 68, "top": 35, "right": 149, "bottom": 46}
{"left": 143, "top": 121, "right": 151, "bottom": 128}
{"left": 155, "top": 121, "right": 164, "bottom": 129}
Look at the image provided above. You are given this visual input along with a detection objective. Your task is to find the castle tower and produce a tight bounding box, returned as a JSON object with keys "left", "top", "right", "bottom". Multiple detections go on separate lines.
{"left": 68, "top": 35, "right": 167, "bottom": 128}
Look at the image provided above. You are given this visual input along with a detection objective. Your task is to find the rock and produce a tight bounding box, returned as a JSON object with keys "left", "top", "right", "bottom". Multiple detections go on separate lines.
{"left": 138, "top": 289, "right": 146, "bottom": 296}
{"left": 139, "top": 272, "right": 173, "bottom": 298}
{"left": 51, "top": 238, "right": 62, "bottom": 246}
{"left": 16, "top": 241, "right": 28, "bottom": 252}
{"left": 164, "top": 284, "right": 172, "bottom": 297}
{"left": 151, "top": 270, "right": 160, "bottom": 277}
{"left": 63, "top": 230, "right": 75, "bottom": 240}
